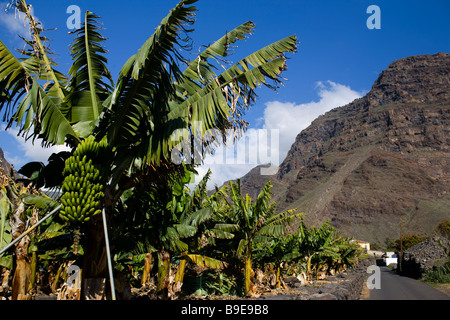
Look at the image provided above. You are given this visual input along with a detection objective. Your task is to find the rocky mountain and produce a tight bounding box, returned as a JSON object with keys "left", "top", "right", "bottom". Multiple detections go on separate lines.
{"left": 237, "top": 52, "right": 450, "bottom": 246}
{"left": 0, "top": 147, "right": 18, "bottom": 179}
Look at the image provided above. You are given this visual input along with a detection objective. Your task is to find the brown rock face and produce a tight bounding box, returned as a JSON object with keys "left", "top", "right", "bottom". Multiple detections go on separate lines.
{"left": 237, "top": 52, "right": 450, "bottom": 246}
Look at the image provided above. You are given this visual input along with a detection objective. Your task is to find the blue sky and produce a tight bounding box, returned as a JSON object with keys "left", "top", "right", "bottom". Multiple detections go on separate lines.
{"left": 1, "top": 0, "right": 449, "bottom": 187}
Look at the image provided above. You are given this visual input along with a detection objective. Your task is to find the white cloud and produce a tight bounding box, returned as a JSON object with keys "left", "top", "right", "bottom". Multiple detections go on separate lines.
{"left": 263, "top": 81, "right": 364, "bottom": 161}
{"left": 1, "top": 124, "right": 71, "bottom": 168}
{"left": 0, "top": 2, "right": 36, "bottom": 40}
{"left": 194, "top": 81, "right": 364, "bottom": 189}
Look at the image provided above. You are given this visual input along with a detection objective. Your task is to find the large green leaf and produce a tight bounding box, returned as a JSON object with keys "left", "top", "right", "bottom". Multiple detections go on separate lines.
{"left": 10, "top": 80, "right": 79, "bottom": 145}
{"left": 66, "top": 11, "right": 113, "bottom": 122}
{"left": 177, "top": 21, "right": 255, "bottom": 92}
{"left": 0, "top": 40, "right": 31, "bottom": 119}
{"left": 103, "top": 0, "right": 198, "bottom": 161}
{"left": 264, "top": 209, "right": 304, "bottom": 226}
{"left": 207, "top": 228, "right": 235, "bottom": 240}
{"left": 9, "top": 0, "right": 66, "bottom": 100}
{"left": 21, "top": 193, "right": 60, "bottom": 212}
{"left": 170, "top": 34, "right": 298, "bottom": 137}
{"left": 183, "top": 207, "right": 213, "bottom": 227}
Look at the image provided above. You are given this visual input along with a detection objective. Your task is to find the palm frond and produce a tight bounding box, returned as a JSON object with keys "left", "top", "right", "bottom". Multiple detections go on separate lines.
{"left": 169, "top": 34, "right": 298, "bottom": 138}
{"left": 264, "top": 209, "right": 304, "bottom": 226}
{"left": 253, "top": 181, "right": 272, "bottom": 215}
{"left": 213, "top": 223, "right": 239, "bottom": 233}
{"left": 101, "top": 0, "right": 197, "bottom": 163}
{"left": 258, "top": 223, "right": 286, "bottom": 237}
{"left": 66, "top": 11, "right": 113, "bottom": 122}
{"left": 0, "top": 40, "right": 32, "bottom": 120}
{"left": 9, "top": 80, "right": 79, "bottom": 145}
{"left": 183, "top": 207, "right": 213, "bottom": 227}
{"left": 9, "top": 0, "right": 66, "bottom": 100}
{"left": 180, "top": 21, "right": 255, "bottom": 86}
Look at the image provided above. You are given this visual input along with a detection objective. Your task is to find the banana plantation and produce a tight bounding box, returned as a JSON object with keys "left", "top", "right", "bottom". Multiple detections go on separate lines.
{"left": 0, "top": 0, "right": 365, "bottom": 300}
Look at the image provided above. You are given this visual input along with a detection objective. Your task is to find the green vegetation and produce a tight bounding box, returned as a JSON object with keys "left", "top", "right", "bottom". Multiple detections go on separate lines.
{"left": 435, "top": 220, "right": 450, "bottom": 240}
{"left": 424, "top": 220, "right": 450, "bottom": 284}
{"left": 393, "top": 234, "right": 429, "bottom": 252}
{"left": 423, "top": 262, "right": 450, "bottom": 284}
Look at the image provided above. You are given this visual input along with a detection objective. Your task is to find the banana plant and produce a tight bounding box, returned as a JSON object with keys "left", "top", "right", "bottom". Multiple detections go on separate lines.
{"left": 291, "top": 218, "right": 335, "bottom": 279}
{"left": 171, "top": 169, "right": 235, "bottom": 293}
{"left": 0, "top": 165, "right": 61, "bottom": 299}
{"left": 286, "top": 218, "right": 364, "bottom": 280}
{"left": 253, "top": 233, "right": 298, "bottom": 288}
{"left": 110, "top": 166, "right": 226, "bottom": 298}
{"left": 217, "top": 179, "right": 303, "bottom": 296}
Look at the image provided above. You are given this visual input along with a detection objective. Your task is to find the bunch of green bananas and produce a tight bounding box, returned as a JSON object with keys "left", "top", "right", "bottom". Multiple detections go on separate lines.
{"left": 59, "top": 136, "right": 107, "bottom": 223}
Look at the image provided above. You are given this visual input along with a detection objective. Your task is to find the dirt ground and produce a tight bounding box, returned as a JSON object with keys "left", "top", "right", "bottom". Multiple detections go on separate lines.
{"left": 428, "top": 283, "right": 450, "bottom": 298}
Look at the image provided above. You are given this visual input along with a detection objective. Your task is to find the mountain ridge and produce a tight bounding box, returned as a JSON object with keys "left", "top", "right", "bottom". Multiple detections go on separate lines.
{"left": 235, "top": 52, "right": 450, "bottom": 246}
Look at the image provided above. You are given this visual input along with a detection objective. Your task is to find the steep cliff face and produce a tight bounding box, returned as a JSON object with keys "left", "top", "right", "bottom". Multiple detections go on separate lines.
{"left": 238, "top": 52, "right": 450, "bottom": 245}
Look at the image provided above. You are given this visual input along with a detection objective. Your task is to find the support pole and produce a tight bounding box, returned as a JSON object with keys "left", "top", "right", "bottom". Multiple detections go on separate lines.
{"left": 0, "top": 204, "right": 61, "bottom": 256}
{"left": 101, "top": 208, "right": 116, "bottom": 300}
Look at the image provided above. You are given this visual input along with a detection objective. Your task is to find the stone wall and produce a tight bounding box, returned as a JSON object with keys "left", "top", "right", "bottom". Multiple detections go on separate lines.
{"left": 261, "top": 258, "right": 375, "bottom": 300}
{"left": 400, "top": 236, "right": 449, "bottom": 279}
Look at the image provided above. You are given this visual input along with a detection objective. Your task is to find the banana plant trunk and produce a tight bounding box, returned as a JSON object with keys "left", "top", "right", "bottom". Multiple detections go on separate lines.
{"left": 11, "top": 238, "right": 31, "bottom": 300}
{"left": 275, "top": 265, "right": 281, "bottom": 289}
{"left": 81, "top": 213, "right": 108, "bottom": 299}
{"left": 141, "top": 253, "right": 152, "bottom": 287}
{"left": 11, "top": 203, "right": 31, "bottom": 300}
{"left": 156, "top": 250, "right": 171, "bottom": 299}
{"left": 174, "top": 253, "right": 187, "bottom": 283}
{"left": 172, "top": 252, "right": 187, "bottom": 295}
{"left": 306, "top": 254, "right": 314, "bottom": 280}
{"left": 244, "top": 252, "right": 253, "bottom": 296}
{"left": 29, "top": 250, "right": 37, "bottom": 291}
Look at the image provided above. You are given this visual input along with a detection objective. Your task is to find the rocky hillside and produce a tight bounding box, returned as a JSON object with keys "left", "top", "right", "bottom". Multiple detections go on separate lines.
{"left": 238, "top": 52, "right": 450, "bottom": 246}
{"left": 0, "top": 147, "right": 18, "bottom": 179}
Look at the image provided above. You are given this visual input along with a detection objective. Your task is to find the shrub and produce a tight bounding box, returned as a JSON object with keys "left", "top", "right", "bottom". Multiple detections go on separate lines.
{"left": 423, "top": 261, "right": 450, "bottom": 283}
{"left": 435, "top": 220, "right": 450, "bottom": 240}
{"left": 393, "top": 234, "right": 428, "bottom": 252}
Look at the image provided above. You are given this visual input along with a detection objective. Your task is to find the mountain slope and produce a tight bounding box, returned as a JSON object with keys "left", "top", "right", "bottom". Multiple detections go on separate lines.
{"left": 237, "top": 52, "right": 450, "bottom": 246}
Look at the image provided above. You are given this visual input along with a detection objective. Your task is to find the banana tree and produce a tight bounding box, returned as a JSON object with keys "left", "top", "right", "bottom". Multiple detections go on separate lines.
{"left": 253, "top": 232, "right": 298, "bottom": 288}
{"left": 217, "top": 180, "right": 302, "bottom": 296}
{"left": 287, "top": 218, "right": 354, "bottom": 280}
{"left": 0, "top": 169, "right": 35, "bottom": 300}
{"left": 172, "top": 169, "right": 236, "bottom": 294}
{"left": 322, "top": 236, "right": 364, "bottom": 274}
{"left": 111, "top": 166, "right": 226, "bottom": 298}
{"left": 0, "top": 164, "right": 62, "bottom": 299}
{"left": 0, "top": 0, "right": 297, "bottom": 298}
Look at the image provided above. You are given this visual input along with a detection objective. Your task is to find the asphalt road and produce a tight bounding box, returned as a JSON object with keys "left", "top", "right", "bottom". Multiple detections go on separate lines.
{"left": 368, "top": 267, "right": 450, "bottom": 300}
